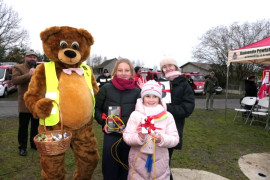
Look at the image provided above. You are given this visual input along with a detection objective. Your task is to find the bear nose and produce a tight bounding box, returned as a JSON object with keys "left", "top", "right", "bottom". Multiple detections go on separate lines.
{"left": 64, "top": 50, "right": 76, "bottom": 58}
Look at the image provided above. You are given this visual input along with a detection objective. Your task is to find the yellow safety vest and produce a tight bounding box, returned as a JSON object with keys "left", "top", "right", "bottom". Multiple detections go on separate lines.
{"left": 40, "top": 61, "right": 95, "bottom": 126}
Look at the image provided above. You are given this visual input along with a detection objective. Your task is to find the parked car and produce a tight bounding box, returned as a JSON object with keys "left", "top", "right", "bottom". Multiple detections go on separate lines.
{"left": 215, "top": 86, "right": 223, "bottom": 94}
{"left": 0, "top": 65, "right": 16, "bottom": 97}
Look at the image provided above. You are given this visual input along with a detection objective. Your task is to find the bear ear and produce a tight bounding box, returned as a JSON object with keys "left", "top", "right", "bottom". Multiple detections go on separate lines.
{"left": 40, "top": 26, "right": 61, "bottom": 42}
{"left": 78, "top": 28, "right": 94, "bottom": 46}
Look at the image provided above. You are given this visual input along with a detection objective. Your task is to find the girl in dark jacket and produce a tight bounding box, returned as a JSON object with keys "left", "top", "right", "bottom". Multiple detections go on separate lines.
{"left": 95, "top": 58, "right": 141, "bottom": 180}
{"left": 159, "top": 57, "right": 195, "bottom": 180}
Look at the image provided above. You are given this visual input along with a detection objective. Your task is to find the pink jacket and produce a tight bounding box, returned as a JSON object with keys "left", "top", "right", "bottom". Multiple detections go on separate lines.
{"left": 123, "top": 98, "right": 179, "bottom": 180}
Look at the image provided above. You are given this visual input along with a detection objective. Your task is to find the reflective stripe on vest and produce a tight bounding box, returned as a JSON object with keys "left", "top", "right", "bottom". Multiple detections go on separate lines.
{"left": 40, "top": 62, "right": 95, "bottom": 126}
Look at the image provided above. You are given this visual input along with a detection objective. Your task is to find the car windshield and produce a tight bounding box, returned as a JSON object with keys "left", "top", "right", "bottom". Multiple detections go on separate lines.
{"left": 191, "top": 75, "right": 205, "bottom": 81}
{"left": 0, "top": 68, "right": 5, "bottom": 79}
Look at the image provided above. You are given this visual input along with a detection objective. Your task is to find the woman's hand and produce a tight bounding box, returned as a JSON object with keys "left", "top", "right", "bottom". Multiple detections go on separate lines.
{"left": 103, "top": 124, "right": 112, "bottom": 134}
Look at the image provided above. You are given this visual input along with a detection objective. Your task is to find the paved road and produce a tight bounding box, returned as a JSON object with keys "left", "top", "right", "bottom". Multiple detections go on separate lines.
{"left": 0, "top": 100, "right": 18, "bottom": 118}
{"left": 195, "top": 98, "right": 239, "bottom": 109}
{"left": 0, "top": 98, "right": 240, "bottom": 118}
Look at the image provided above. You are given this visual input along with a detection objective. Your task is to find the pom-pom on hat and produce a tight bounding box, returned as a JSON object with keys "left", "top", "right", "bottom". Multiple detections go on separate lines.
{"left": 141, "top": 80, "right": 162, "bottom": 99}
{"left": 160, "top": 57, "right": 178, "bottom": 70}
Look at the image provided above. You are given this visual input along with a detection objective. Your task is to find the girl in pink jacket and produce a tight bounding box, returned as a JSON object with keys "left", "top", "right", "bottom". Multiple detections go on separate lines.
{"left": 123, "top": 80, "right": 179, "bottom": 180}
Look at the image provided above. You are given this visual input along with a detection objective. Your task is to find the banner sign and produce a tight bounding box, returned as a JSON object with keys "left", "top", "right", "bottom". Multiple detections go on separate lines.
{"left": 228, "top": 45, "right": 270, "bottom": 64}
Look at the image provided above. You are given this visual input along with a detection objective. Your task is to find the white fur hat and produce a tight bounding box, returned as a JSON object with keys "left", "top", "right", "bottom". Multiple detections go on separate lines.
{"left": 160, "top": 57, "right": 179, "bottom": 70}
{"left": 141, "top": 80, "right": 162, "bottom": 99}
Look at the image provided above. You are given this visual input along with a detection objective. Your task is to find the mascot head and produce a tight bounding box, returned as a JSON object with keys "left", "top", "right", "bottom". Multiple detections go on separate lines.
{"left": 40, "top": 26, "right": 94, "bottom": 66}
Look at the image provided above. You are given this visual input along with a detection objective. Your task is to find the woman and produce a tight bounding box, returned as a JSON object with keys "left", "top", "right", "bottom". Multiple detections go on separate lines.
{"left": 159, "top": 57, "right": 195, "bottom": 180}
{"left": 95, "top": 58, "right": 141, "bottom": 180}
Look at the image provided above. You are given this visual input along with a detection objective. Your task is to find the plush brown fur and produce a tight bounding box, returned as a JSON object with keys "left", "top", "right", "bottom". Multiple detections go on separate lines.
{"left": 24, "top": 26, "right": 99, "bottom": 180}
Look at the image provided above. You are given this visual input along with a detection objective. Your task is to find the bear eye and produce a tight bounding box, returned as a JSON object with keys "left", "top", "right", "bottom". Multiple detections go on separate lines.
{"left": 71, "top": 42, "right": 79, "bottom": 50}
{"left": 60, "top": 41, "right": 68, "bottom": 49}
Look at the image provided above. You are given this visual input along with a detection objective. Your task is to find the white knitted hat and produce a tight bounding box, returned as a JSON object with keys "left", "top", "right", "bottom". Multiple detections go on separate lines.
{"left": 141, "top": 80, "right": 162, "bottom": 99}
{"left": 160, "top": 57, "right": 179, "bottom": 70}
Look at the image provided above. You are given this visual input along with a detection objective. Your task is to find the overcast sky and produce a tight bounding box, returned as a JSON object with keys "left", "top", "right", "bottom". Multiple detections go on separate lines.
{"left": 5, "top": 0, "right": 270, "bottom": 68}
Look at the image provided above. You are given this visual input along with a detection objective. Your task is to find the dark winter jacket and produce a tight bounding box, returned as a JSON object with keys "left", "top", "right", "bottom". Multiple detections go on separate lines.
{"left": 160, "top": 75, "right": 195, "bottom": 149}
{"left": 95, "top": 81, "right": 141, "bottom": 135}
{"left": 245, "top": 79, "right": 257, "bottom": 97}
{"left": 204, "top": 76, "right": 218, "bottom": 93}
{"left": 96, "top": 74, "right": 111, "bottom": 88}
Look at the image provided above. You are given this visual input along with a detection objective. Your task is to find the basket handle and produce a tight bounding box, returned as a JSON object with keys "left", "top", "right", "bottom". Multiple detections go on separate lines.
{"left": 42, "top": 100, "right": 64, "bottom": 137}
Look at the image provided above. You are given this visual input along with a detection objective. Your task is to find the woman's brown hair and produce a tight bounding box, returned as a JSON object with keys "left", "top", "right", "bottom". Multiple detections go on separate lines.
{"left": 111, "top": 58, "right": 135, "bottom": 79}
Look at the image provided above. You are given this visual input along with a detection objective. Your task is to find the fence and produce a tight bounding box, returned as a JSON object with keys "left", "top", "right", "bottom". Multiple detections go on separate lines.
{"left": 226, "top": 84, "right": 245, "bottom": 95}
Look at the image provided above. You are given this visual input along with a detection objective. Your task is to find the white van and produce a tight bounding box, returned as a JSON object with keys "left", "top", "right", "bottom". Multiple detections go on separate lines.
{"left": 0, "top": 65, "right": 16, "bottom": 97}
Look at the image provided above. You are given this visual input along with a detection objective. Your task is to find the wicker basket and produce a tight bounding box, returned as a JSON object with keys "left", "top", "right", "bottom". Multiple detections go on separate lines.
{"left": 34, "top": 102, "right": 72, "bottom": 156}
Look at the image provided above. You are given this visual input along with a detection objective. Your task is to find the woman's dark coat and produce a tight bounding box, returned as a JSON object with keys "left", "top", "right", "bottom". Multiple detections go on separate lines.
{"left": 161, "top": 75, "right": 195, "bottom": 149}
{"left": 95, "top": 81, "right": 141, "bottom": 133}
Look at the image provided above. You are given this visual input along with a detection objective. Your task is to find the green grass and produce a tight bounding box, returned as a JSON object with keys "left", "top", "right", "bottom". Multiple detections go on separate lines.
{"left": 0, "top": 109, "right": 269, "bottom": 179}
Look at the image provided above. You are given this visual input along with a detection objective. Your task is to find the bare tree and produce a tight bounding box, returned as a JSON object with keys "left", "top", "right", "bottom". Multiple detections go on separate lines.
{"left": 192, "top": 19, "right": 270, "bottom": 86}
{"left": 89, "top": 54, "right": 107, "bottom": 67}
{"left": 130, "top": 60, "right": 136, "bottom": 67}
{"left": 0, "top": 0, "right": 29, "bottom": 60}
{"left": 131, "top": 59, "right": 145, "bottom": 68}
{"left": 153, "top": 65, "right": 158, "bottom": 71}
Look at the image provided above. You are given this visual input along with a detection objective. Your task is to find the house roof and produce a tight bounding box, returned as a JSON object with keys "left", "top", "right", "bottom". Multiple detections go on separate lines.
{"left": 95, "top": 58, "right": 117, "bottom": 68}
{"left": 180, "top": 62, "right": 211, "bottom": 71}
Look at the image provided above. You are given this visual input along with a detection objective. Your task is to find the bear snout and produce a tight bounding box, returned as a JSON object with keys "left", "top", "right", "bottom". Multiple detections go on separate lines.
{"left": 64, "top": 50, "right": 77, "bottom": 58}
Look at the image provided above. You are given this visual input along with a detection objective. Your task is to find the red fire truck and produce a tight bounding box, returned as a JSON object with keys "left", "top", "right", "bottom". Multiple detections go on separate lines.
{"left": 182, "top": 72, "right": 205, "bottom": 94}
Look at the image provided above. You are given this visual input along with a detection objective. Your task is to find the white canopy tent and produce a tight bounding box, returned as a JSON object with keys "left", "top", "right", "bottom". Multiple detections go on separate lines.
{"left": 226, "top": 36, "right": 270, "bottom": 120}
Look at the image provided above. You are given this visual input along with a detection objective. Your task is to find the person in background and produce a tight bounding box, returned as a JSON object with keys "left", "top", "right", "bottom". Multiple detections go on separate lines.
{"left": 95, "top": 58, "right": 141, "bottom": 180}
{"left": 96, "top": 68, "right": 111, "bottom": 88}
{"left": 203, "top": 71, "right": 219, "bottom": 110}
{"left": 134, "top": 66, "right": 146, "bottom": 89}
{"left": 159, "top": 57, "right": 195, "bottom": 180}
{"left": 245, "top": 75, "right": 257, "bottom": 97}
{"left": 123, "top": 80, "right": 179, "bottom": 180}
{"left": 244, "top": 75, "right": 257, "bottom": 112}
{"left": 12, "top": 50, "right": 39, "bottom": 156}
{"left": 186, "top": 75, "right": 195, "bottom": 90}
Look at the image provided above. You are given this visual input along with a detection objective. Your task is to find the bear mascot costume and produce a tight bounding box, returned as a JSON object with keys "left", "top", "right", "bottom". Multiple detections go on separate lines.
{"left": 24, "top": 26, "right": 99, "bottom": 180}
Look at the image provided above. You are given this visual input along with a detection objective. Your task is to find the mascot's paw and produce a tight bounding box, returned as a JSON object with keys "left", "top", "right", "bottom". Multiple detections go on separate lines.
{"left": 34, "top": 98, "right": 54, "bottom": 119}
